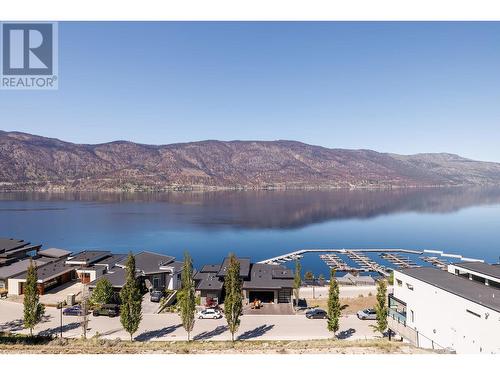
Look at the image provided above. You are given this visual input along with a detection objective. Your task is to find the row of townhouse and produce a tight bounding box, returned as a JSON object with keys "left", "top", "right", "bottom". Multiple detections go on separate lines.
{"left": 0, "top": 237, "right": 294, "bottom": 307}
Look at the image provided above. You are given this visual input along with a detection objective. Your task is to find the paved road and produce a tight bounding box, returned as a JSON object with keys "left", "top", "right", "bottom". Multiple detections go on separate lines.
{"left": 0, "top": 300, "right": 376, "bottom": 341}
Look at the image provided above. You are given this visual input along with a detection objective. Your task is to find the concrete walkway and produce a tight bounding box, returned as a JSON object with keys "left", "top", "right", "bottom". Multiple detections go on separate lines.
{"left": 0, "top": 299, "right": 377, "bottom": 342}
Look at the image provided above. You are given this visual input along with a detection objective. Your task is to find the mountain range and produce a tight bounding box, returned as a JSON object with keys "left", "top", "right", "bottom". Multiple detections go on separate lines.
{"left": 2, "top": 130, "right": 500, "bottom": 191}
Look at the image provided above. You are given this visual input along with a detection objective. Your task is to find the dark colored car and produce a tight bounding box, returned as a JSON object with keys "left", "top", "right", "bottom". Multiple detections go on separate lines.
{"left": 63, "top": 305, "right": 87, "bottom": 316}
{"left": 93, "top": 304, "right": 120, "bottom": 317}
{"left": 305, "top": 308, "right": 328, "bottom": 319}
{"left": 150, "top": 290, "right": 164, "bottom": 302}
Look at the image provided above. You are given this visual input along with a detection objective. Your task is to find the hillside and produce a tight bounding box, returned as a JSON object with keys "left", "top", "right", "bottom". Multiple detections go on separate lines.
{"left": 1, "top": 130, "right": 500, "bottom": 191}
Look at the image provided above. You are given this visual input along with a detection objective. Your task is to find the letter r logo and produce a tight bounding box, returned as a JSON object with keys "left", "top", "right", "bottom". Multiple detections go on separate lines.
{"left": 2, "top": 23, "right": 53, "bottom": 75}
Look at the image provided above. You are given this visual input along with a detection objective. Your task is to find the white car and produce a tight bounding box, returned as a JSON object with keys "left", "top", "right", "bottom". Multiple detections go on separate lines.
{"left": 197, "top": 308, "right": 223, "bottom": 319}
{"left": 357, "top": 308, "right": 377, "bottom": 320}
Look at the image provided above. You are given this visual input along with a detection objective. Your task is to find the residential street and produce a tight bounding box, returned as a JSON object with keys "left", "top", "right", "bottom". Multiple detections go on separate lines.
{"left": 0, "top": 300, "right": 377, "bottom": 341}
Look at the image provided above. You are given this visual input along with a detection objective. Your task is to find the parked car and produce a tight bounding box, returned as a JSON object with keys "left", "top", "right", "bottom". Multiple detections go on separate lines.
{"left": 305, "top": 308, "right": 327, "bottom": 319}
{"left": 197, "top": 308, "right": 223, "bottom": 319}
{"left": 63, "top": 305, "right": 87, "bottom": 316}
{"left": 150, "top": 289, "right": 164, "bottom": 303}
{"left": 93, "top": 304, "right": 120, "bottom": 317}
{"left": 357, "top": 308, "right": 377, "bottom": 320}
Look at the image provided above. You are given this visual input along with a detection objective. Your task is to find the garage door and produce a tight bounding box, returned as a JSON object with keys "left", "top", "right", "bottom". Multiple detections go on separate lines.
{"left": 248, "top": 291, "right": 274, "bottom": 303}
{"left": 278, "top": 289, "right": 291, "bottom": 303}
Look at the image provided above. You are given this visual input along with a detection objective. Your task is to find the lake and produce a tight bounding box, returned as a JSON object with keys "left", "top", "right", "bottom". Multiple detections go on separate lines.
{"left": 1, "top": 187, "right": 500, "bottom": 277}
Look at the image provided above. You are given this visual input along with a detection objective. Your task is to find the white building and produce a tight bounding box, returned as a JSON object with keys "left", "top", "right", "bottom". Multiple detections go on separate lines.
{"left": 389, "top": 263, "right": 500, "bottom": 354}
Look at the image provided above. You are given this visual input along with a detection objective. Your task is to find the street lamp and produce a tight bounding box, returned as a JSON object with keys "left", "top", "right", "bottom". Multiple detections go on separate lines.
{"left": 57, "top": 301, "right": 63, "bottom": 338}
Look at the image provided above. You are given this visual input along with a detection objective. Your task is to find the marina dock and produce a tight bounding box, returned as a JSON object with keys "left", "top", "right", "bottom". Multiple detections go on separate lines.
{"left": 258, "top": 248, "right": 484, "bottom": 277}
{"left": 420, "top": 256, "right": 448, "bottom": 270}
{"left": 318, "top": 253, "right": 359, "bottom": 273}
{"left": 344, "top": 250, "right": 390, "bottom": 276}
{"left": 380, "top": 252, "right": 418, "bottom": 268}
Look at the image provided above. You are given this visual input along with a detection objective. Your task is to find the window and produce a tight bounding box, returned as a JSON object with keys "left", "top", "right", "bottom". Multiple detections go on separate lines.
{"left": 396, "top": 279, "right": 402, "bottom": 287}
{"left": 152, "top": 276, "right": 160, "bottom": 289}
{"left": 406, "top": 283, "right": 414, "bottom": 291}
{"left": 410, "top": 310, "right": 415, "bottom": 323}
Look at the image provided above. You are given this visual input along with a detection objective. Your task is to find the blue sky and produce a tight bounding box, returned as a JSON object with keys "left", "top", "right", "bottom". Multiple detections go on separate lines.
{"left": 2, "top": 22, "right": 500, "bottom": 161}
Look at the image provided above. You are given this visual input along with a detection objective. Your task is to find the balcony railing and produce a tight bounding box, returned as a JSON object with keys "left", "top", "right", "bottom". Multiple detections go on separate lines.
{"left": 388, "top": 308, "right": 407, "bottom": 326}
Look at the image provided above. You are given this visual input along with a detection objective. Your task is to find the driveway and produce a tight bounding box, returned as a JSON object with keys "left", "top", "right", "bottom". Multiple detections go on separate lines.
{"left": 141, "top": 292, "right": 160, "bottom": 314}
{"left": 243, "top": 303, "right": 294, "bottom": 315}
{"left": 0, "top": 299, "right": 377, "bottom": 341}
{"left": 39, "top": 281, "right": 84, "bottom": 306}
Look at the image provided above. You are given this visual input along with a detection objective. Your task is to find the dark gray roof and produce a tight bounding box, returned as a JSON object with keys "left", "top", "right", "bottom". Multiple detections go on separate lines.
{"left": 272, "top": 268, "right": 293, "bottom": 279}
{"left": 38, "top": 248, "right": 72, "bottom": 259}
{"left": 243, "top": 263, "right": 294, "bottom": 290}
{"left": 15, "top": 259, "right": 75, "bottom": 282}
{"left": 0, "top": 238, "right": 41, "bottom": 262}
{"left": 36, "top": 257, "right": 59, "bottom": 264}
{"left": 201, "top": 264, "right": 221, "bottom": 273}
{"left": 94, "top": 254, "right": 127, "bottom": 269}
{"left": 217, "top": 257, "right": 251, "bottom": 278}
{"left": 0, "top": 258, "right": 51, "bottom": 280}
{"left": 170, "top": 260, "right": 183, "bottom": 272}
{"left": 399, "top": 267, "right": 500, "bottom": 313}
{"left": 66, "top": 250, "right": 111, "bottom": 265}
{"left": 117, "top": 251, "right": 176, "bottom": 275}
{"left": 194, "top": 271, "right": 224, "bottom": 291}
{"left": 453, "top": 262, "right": 500, "bottom": 280}
{"left": 0, "top": 238, "right": 29, "bottom": 252}
{"left": 89, "top": 267, "right": 127, "bottom": 289}
{"left": 78, "top": 265, "right": 107, "bottom": 272}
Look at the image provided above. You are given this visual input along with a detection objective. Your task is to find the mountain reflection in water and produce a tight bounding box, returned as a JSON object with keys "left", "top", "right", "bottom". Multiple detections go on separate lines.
{"left": 1, "top": 187, "right": 500, "bottom": 273}
{"left": 2, "top": 187, "right": 500, "bottom": 230}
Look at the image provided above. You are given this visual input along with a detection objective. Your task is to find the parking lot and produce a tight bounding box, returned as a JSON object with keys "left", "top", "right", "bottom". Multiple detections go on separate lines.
{"left": 0, "top": 299, "right": 377, "bottom": 341}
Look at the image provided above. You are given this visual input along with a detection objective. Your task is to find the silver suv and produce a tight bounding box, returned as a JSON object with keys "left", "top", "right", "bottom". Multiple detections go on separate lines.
{"left": 357, "top": 308, "right": 377, "bottom": 320}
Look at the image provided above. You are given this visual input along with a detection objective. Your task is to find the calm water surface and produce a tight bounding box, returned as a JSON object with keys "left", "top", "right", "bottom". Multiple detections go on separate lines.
{"left": 1, "top": 188, "right": 500, "bottom": 276}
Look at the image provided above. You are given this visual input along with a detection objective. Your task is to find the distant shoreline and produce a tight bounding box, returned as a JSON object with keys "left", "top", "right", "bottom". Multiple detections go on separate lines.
{"left": 0, "top": 183, "right": 495, "bottom": 194}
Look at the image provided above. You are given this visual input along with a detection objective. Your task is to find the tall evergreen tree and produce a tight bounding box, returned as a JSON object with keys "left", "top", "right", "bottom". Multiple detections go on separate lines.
{"left": 119, "top": 253, "right": 142, "bottom": 341}
{"left": 372, "top": 279, "right": 388, "bottom": 335}
{"left": 293, "top": 260, "right": 302, "bottom": 310}
{"left": 224, "top": 253, "right": 243, "bottom": 342}
{"left": 90, "top": 278, "right": 114, "bottom": 306}
{"left": 23, "top": 259, "right": 45, "bottom": 336}
{"left": 327, "top": 268, "right": 341, "bottom": 336}
{"left": 179, "top": 251, "right": 196, "bottom": 341}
